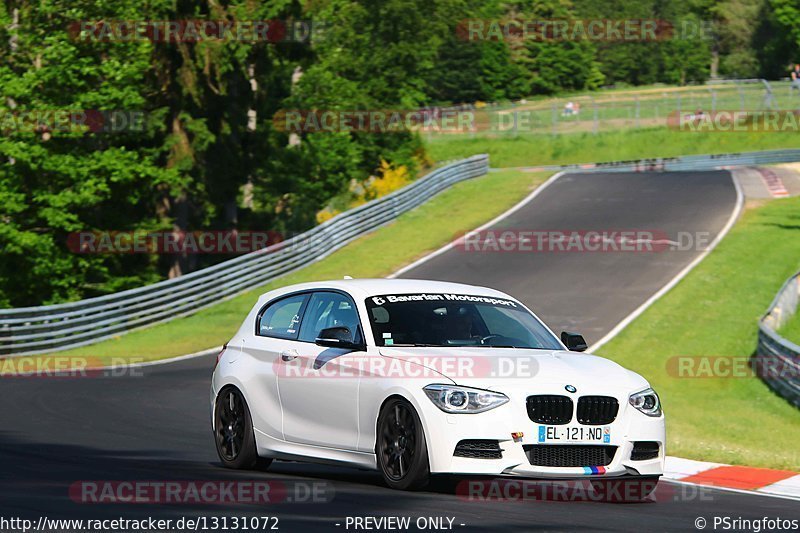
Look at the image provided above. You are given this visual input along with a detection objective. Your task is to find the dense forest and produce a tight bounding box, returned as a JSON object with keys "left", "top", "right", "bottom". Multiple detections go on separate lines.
{"left": 1, "top": 0, "right": 798, "bottom": 307}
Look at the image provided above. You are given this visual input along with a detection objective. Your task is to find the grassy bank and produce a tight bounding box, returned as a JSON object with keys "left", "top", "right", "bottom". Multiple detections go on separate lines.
{"left": 51, "top": 169, "right": 549, "bottom": 363}
{"left": 427, "top": 128, "right": 800, "bottom": 168}
{"left": 773, "top": 257, "right": 800, "bottom": 347}
{"left": 778, "top": 302, "right": 800, "bottom": 346}
{"left": 597, "top": 197, "right": 800, "bottom": 470}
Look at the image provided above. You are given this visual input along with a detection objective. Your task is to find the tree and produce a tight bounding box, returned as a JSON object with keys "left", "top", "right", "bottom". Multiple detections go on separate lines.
{"left": 709, "top": 0, "right": 767, "bottom": 78}
{"left": 267, "top": 0, "right": 437, "bottom": 229}
{"left": 503, "top": 0, "right": 604, "bottom": 94}
{"left": 0, "top": 1, "right": 181, "bottom": 305}
{"left": 770, "top": 0, "right": 800, "bottom": 47}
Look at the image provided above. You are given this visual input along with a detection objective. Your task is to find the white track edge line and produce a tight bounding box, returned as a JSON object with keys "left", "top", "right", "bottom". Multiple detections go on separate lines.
{"left": 85, "top": 172, "right": 569, "bottom": 370}
{"left": 388, "top": 171, "right": 568, "bottom": 279}
{"left": 587, "top": 170, "right": 744, "bottom": 353}
{"left": 104, "top": 168, "right": 741, "bottom": 369}
{"left": 96, "top": 346, "right": 222, "bottom": 370}
{"left": 388, "top": 167, "right": 796, "bottom": 501}
{"left": 81, "top": 171, "right": 567, "bottom": 368}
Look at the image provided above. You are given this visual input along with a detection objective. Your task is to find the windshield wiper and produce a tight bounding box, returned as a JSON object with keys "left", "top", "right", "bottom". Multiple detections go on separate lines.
{"left": 385, "top": 343, "right": 443, "bottom": 347}
{"left": 454, "top": 344, "right": 522, "bottom": 348}
{"left": 386, "top": 343, "right": 529, "bottom": 349}
{"left": 483, "top": 344, "right": 519, "bottom": 348}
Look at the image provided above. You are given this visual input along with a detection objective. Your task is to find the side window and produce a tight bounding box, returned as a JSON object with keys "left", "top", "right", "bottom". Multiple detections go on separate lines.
{"left": 257, "top": 294, "right": 309, "bottom": 339}
{"left": 298, "top": 292, "right": 362, "bottom": 343}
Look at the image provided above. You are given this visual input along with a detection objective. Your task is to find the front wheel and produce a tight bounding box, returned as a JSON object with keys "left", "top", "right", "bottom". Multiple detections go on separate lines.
{"left": 214, "top": 386, "right": 272, "bottom": 470}
{"left": 376, "top": 398, "right": 430, "bottom": 490}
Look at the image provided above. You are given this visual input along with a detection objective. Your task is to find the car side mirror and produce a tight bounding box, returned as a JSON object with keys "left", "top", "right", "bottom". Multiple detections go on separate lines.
{"left": 561, "top": 331, "right": 588, "bottom": 352}
{"left": 315, "top": 326, "right": 364, "bottom": 350}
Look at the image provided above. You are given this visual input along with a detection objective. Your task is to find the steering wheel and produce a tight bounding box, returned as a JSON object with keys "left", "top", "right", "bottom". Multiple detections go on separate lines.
{"left": 479, "top": 334, "right": 503, "bottom": 345}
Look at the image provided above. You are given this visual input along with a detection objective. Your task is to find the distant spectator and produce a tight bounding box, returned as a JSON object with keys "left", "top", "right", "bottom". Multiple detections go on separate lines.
{"left": 681, "top": 109, "right": 706, "bottom": 125}
{"left": 563, "top": 101, "right": 575, "bottom": 116}
{"left": 791, "top": 64, "right": 800, "bottom": 96}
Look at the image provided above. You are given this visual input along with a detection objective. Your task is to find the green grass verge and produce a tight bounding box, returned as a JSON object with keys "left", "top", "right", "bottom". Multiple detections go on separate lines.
{"left": 53, "top": 169, "right": 549, "bottom": 363}
{"left": 779, "top": 320, "right": 800, "bottom": 346}
{"left": 777, "top": 287, "right": 800, "bottom": 345}
{"left": 427, "top": 128, "right": 800, "bottom": 168}
{"left": 597, "top": 197, "right": 800, "bottom": 470}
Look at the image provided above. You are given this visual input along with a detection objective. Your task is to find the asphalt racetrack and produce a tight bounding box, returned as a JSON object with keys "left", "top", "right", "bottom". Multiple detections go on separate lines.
{"left": 2, "top": 171, "right": 797, "bottom": 532}
{"left": 399, "top": 171, "right": 740, "bottom": 346}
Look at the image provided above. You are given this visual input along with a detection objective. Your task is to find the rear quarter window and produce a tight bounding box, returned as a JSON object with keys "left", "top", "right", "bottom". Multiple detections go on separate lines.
{"left": 257, "top": 294, "right": 308, "bottom": 339}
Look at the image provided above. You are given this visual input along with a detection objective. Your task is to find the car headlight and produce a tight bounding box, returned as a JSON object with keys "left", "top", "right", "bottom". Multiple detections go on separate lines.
{"left": 628, "top": 388, "right": 662, "bottom": 417}
{"left": 423, "top": 384, "right": 509, "bottom": 414}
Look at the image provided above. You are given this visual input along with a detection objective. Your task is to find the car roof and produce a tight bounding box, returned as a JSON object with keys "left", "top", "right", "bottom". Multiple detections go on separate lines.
{"left": 257, "top": 278, "right": 512, "bottom": 303}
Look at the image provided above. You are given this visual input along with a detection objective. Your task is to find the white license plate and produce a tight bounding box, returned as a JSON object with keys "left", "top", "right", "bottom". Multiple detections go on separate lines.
{"left": 537, "top": 425, "right": 611, "bottom": 443}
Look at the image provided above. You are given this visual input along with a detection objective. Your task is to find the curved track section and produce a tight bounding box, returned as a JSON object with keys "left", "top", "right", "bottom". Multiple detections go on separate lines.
{"left": 399, "top": 171, "right": 739, "bottom": 344}
{"left": 2, "top": 171, "right": 797, "bottom": 532}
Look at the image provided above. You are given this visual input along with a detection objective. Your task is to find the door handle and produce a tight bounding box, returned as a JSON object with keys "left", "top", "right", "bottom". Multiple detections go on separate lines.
{"left": 280, "top": 350, "right": 299, "bottom": 362}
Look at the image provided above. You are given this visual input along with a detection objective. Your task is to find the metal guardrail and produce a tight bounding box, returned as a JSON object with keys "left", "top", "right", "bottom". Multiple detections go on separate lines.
{"left": 0, "top": 155, "right": 490, "bottom": 356}
{"left": 503, "top": 148, "right": 800, "bottom": 174}
{"left": 757, "top": 271, "right": 800, "bottom": 408}
{"left": 4, "top": 147, "right": 800, "bottom": 357}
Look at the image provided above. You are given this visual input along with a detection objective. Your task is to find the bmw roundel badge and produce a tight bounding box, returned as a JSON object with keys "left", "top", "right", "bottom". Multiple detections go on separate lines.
{"left": 565, "top": 385, "right": 577, "bottom": 393}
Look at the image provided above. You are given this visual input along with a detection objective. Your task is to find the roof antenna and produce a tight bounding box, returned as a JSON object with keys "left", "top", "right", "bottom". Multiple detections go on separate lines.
{"left": 343, "top": 275, "right": 354, "bottom": 280}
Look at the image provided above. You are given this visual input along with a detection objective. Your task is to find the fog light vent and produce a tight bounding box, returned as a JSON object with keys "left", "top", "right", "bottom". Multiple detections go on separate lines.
{"left": 454, "top": 439, "right": 503, "bottom": 459}
{"left": 631, "top": 441, "right": 660, "bottom": 461}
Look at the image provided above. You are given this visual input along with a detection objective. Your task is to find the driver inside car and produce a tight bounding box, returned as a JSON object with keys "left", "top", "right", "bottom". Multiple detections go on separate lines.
{"left": 442, "top": 306, "right": 478, "bottom": 343}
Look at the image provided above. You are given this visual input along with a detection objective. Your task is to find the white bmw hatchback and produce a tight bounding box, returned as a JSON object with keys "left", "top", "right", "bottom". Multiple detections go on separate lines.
{"left": 211, "top": 278, "right": 665, "bottom": 492}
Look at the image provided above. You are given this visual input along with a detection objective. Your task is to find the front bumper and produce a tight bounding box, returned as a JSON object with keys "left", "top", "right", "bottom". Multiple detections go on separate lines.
{"left": 419, "top": 391, "right": 665, "bottom": 478}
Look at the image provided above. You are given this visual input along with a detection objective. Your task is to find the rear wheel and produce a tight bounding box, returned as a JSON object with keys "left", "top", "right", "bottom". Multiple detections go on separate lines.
{"left": 376, "top": 398, "right": 430, "bottom": 490}
{"left": 214, "top": 387, "right": 271, "bottom": 470}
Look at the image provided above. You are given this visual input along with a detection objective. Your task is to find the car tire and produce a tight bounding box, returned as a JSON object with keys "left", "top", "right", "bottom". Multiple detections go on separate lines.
{"left": 376, "top": 398, "right": 430, "bottom": 491}
{"left": 214, "top": 386, "right": 272, "bottom": 470}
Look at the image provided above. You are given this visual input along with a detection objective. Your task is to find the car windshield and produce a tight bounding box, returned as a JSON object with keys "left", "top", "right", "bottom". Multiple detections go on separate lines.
{"left": 365, "top": 293, "right": 562, "bottom": 349}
